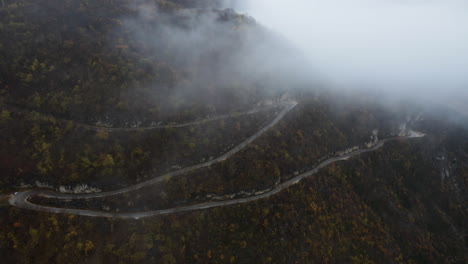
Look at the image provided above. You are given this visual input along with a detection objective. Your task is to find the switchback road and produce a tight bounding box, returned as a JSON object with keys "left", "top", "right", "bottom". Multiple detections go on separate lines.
{"left": 8, "top": 101, "right": 425, "bottom": 219}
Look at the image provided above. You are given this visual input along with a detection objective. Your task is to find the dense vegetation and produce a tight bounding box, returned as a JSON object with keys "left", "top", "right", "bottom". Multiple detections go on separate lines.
{"left": 2, "top": 134, "right": 466, "bottom": 263}
{"left": 0, "top": 100, "right": 279, "bottom": 191}
{"left": 33, "top": 94, "right": 412, "bottom": 212}
{"left": 0, "top": 0, "right": 466, "bottom": 263}
{"left": 0, "top": 0, "right": 262, "bottom": 125}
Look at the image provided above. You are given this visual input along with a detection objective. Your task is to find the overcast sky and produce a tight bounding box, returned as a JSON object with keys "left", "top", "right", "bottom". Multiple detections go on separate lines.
{"left": 226, "top": 0, "right": 468, "bottom": 112}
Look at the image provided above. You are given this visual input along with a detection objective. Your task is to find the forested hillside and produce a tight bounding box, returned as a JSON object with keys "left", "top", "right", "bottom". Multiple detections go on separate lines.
{"left": 0, "top": 0, "right": 266, "bottom": 125}
{"left": 0, "top": 1, "right": 466, "bottom": 263}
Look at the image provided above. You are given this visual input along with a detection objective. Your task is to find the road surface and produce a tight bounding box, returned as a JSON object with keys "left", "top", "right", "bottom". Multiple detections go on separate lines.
{"left": 8, "top": 101, "right": 425, "bottom": 219}
{"left": 2, "top": 102, "right": 284, "bottom": 132}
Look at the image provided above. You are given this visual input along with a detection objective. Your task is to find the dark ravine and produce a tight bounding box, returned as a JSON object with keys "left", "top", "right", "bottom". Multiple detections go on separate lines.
{"left": 8, "top": 102, "right": 425, "bottom": 219}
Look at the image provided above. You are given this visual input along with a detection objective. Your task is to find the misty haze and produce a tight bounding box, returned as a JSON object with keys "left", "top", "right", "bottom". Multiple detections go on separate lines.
{"left": 0, "top": 1, "right": 466, "bottom": 263}
{"left": 230, "top": 0, "right": 468, "bottom": 114}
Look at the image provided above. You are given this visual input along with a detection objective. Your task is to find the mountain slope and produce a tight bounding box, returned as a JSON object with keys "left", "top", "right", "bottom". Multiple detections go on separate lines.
{"left": 0, "top": 1, "right": 466, "bottom": 263}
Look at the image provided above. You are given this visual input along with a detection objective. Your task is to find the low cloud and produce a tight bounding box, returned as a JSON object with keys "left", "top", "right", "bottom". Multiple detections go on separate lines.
{"left": 226, "top": 0, "right": 468, "bottom": 113}
{"left": 120, "top": 2, "right": 310, "bottom": 111}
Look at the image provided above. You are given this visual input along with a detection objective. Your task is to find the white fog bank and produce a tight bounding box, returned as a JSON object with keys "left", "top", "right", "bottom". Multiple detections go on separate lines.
{"left": 226, "top": 0, "right": 468, "bottom": 114}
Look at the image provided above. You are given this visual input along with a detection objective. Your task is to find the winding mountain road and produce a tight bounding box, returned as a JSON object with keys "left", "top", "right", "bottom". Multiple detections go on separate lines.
{"left": 2, "top": 102, "right": 282, "bottom": 132}
{"left": 8, "top": 101, "right": 425, "bottom": 219}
